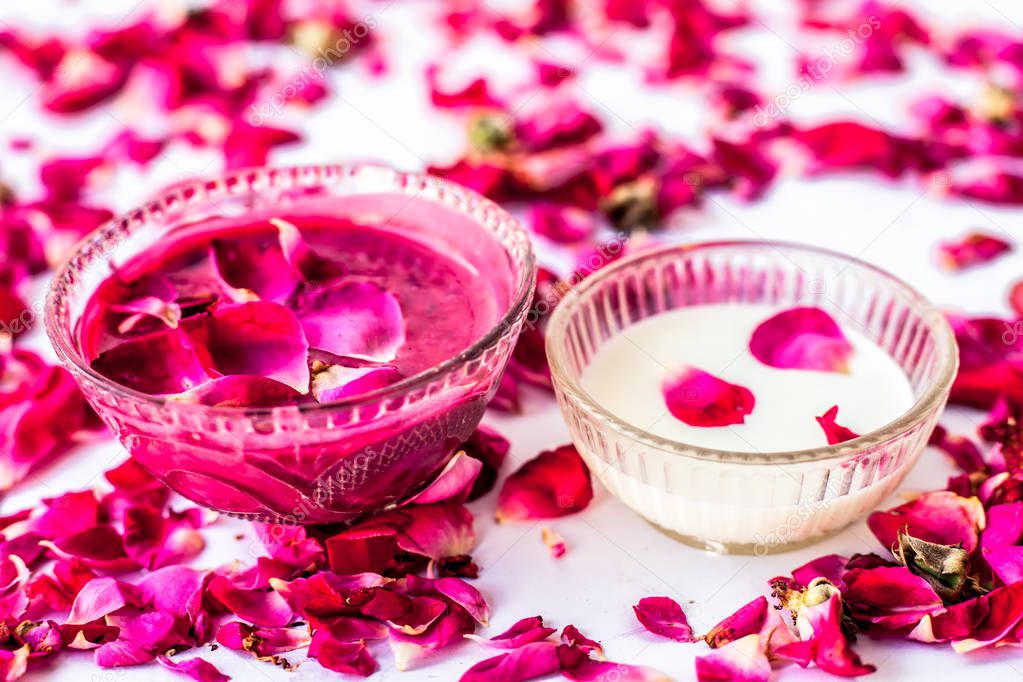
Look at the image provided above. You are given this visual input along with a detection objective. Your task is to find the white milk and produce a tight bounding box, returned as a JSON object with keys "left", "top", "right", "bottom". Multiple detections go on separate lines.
{"left": 581, "top": 304, "right": 915, "bottom": 452}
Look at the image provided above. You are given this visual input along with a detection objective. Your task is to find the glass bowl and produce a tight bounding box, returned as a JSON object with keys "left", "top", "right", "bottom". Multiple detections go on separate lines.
{"left": 545, "top": 240, "right": 957, "bottom": 554}
{"left": 46, "top": 165, "right": 535, "bottom": 524}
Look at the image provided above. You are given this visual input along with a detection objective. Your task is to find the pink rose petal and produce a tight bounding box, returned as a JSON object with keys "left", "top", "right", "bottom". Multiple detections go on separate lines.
{"left": 496, "top": 444, "right": 593, "bottom": 522}
{"left": 189, "top": 302, "right": 310, "bottom": 394}
{"left": 296, "top": 281, "right": 405, "bottom": 363}
{"left": 66, "top": 576, "right": 139, "bottom": 624}
{"left": 308, "top": 632, "right": 378, "bottom": 676}
{"left": 558, "top": 645, "right": 672, "bottom": 682}
{"left": 868, "top": 491, "right": 986, "bottom": 553}
{"left": 750, "top": 307, "right": 854, "bottom": 373}
{"left": 633, "top": 596, "right": 695, "bottom": 642}
{"left": 816, "top": 406, "right": 861, "bottom": 444}
{"left": 937, "top": 232, "right": 1012, "bottom": 271}
{"left": 156, "top": 655, "right": 230, "bottom": 682}
{"left": 324, "top": 527, "right": 399, "bottom": 575}
{"left": 696, "top": 634, "right": 771, "bottom": 682}
{"left": 216, "top": 621, "right": 312, "bottom": 657}
{"left": 465, "top": 616, "right": 557, "bottom": 650}
{"left": 207, "top": 574, "right": 294, "bottom": 627}
{"left": 209, "top": 230, "right": 300, "bottom": 303}
{"left": 460, "top": 641, "right": 560, "bottom": 682}
{"left": 663, "top": 366, "right": 755, "bottom": 427}
{"left": 310, "top": 364, "right": 402, "bottom": 403}
{"left": 405, "top": 452, "right": 484, "bottom": 506}
{"left": 90, "top": 328, "right": 211, "bottom": 394}
{"left": 704, "top": 596, "right": 769, "bottom": 648}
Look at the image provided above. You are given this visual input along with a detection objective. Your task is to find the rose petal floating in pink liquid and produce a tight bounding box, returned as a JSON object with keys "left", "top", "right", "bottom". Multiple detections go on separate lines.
{"left": 749, "top": 307, "right": 854, "bottom": 373}
{"left": 662, "top": 365, "right": 755, "bottom": 427}
{"left": 297, "top": 281, "right": 405, "bottom": 363}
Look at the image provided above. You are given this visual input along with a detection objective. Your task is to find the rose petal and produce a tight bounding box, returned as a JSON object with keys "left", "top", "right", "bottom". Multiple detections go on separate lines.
{"left": 189, "top": 302, "right": 310, "bottom": 393}
{"left": 929, "top": 425, "right": 989, "bottom": 475}
{"left": 325, "top": 527, "right": 399, "bottom": 575}
{"left": 541, "top": 528, "right": 566, "bottom": 559}
{"left": 633, "top": 596, "right": 695, "bottom": 642}
{"left": 91, "top": 328, "right": 211, "bottom": 394}
{"left": 868, "top": 491, "right": 986, "bottom": 553}
{"left": 156, "top": 655, "right": 230, "bottom": 682}
{"left": 704, "top": 596, "right": 769, "bottom": 648}
{"left": 662, "top": 365, "right": 756, "bottom": 427}
{"left": 67, "top": 576, "right": 139, "bottom": 624}
{"left": 308, "top": 632, "right": 378, "bottom": 676}
{"left": 816, "top": 406, "right": 861, "bottom": 444}
{"left": 460, "top": 641, "right": 561, "bottom": 682}
{"left": 462, "top": 426, "right": 511, "bottom": 501}
{"left": 560, "top": 625, "right": 602, "bottom": 655}
{"left": 216, "top": 621, "right": 312, "bottom": 657}
{"left": 253, "top": 523, "right": 324, "bottom": 570}
{"left": 0, "top": 555, "right": 30, "bottom": 622}
{"left": 750, "top": 307, "right": 854, "bottom": 373}
{"left": 529, "top": 203, "right": 594, "bottom": 244}
{"left": 558, "top": 645, "right": 672, "bottom": 682}
{"left": 937, "top": 232, "right": 1012, "bottom": 271}
{"left": 465, "top": 616, "right": 557, "bottom": 650}
{"left": 207, "top": 574, "right": 294, "bottom": 627}
{"left": 696, "top": 633, "right": 771, "bottom": 682}
{"left": 209, "top": 230, "right": 300, "bottom": 303}
{"left": 311, "top": 364, "right": 401, "bottom": 403}
{"left": 271, "top": 218, "right": 345, "bottom": 285}
{"left": 406, "top": 452, "right": 484, "bottom": 506}
{"left": 496, "top": 444, "right": 593, "bottom": 522}
{"left": 843, "top": 566, "right": 944, "bottom": 634}
{"left": 775, "top": 591, "right": 875, "bottom": 677}
{"left": 171, "top": 375, "right": 303, "bottom": 407}
{"left": 296, "top": 281, "right": 405, "bottom": 363}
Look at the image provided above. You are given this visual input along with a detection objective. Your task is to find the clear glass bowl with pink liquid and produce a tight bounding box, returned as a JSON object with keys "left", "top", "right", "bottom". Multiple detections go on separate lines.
{"left": 46, "top": 165, "right": 535, "bottom": 524}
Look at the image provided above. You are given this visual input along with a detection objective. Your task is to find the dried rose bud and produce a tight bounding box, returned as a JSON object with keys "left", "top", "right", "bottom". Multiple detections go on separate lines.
{"left": 468, "top": 111, "right": 515, "bottom": 155}
{"left": 600, "top": 176, "right": 659, "bottom": 231}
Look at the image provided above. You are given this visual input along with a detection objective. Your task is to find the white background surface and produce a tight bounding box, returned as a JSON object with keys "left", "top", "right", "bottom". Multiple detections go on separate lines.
{"left": 2, "top": 0, "right": 1023, "bottom": 680}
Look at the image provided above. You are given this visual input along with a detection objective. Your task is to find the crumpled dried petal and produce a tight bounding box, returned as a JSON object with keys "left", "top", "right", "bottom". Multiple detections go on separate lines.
{"left": 937, "top": 232, "right": 1012, "bottom": 271}
{"left": 663, "top": 365, "right": 755, "bottom": 427}
{"left": 216, "top": 621, "right": 312, "bottom": 658}
{"left": 816, "top": 406, "right": 860, "bottom": 444}
{"left": 296, "top": 281, "right": 405, "bottom": 363}
{"left": 496, "top": 444, "right": 593, "bottom": 522}
{"left": 66, "top": 576, "right": 139, "bottom": 624}
{"left": 750, "top": 307, "right": 854, "bottom": 373}
{"left": 632, "top": 596, "right": 695, "bottom": 642}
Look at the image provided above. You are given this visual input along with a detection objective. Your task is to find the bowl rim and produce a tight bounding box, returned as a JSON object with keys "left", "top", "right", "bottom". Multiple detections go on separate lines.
{"left": 45, "top": 164, "right": 536, "bottom": 416}
{"left": 545, "top": 239, "right": 959, "bottom": 465}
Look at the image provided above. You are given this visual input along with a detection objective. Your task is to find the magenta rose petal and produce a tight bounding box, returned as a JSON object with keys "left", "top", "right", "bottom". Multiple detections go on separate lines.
{"left": 462, "top": 425, "right": 511, "bottom": 501}
{"left": 156, "top": 655, "right": 230, "bottom": 682}
{"left": 662, "top": 366, "right": 755, "bottom": 427}
{"left": 0, "top": 555, "right": 30, "bottom": 622}
{"left": 704, "top": 596, "right": 769, "bottom": 648}
{"left": 190, "top": 302, "right": 310, "bottom": 393}
{"left": 207, "top": 574, "right": 294, "bottom": 627}
{"left": 216, "top": 621, "right": 312, "bottom": 657}
{"left": 529, "top": 203, "right": 594, "bottom": 243}
{"left": 172, "top": 375, "right": 302, "bottom": 408}
{"left": 389, "top": 606, "right": 478, "bottom": 671}
{"left": 843, "top": 566, "right": 945, "bottom": 633}
{"left": 369, "top": 503, "right": 476, "bottom": 564}
{"left": 775, "top": 589, "right": 875, "bottom": 677}
{"left": 311, "top": 364, "right": 402, "bottom": 403}
{"left": 465, "top": 616, "right": 557, "bottom": 650}
{"left": 560, "top": 625, "right": 602, "bottom": 655}
{"left": 557, "top": 645, "right": 672, "bottom": 682}
{"left": 696, "top": 634, "right": 772, "bottom": 682}
{"left": 297, "top": 281, "right": 405, "bottom": 362}
{"left": 66, "top": 576, "right": 139, "bottom": 624}
{"left": 459, "top": 641, "right": 561, "bottom": 682}
{"left": 253, "top": 523, "right": 324, "bottom": 570}
{"left": 94, "top": 611, "right": 180, "bottom": 668}
{"left": 271, "top": 218, "right": 345, "bottom": 285}
{"left": 308, "top": 632, "right": 378, "bottom": 677}
{"left": 405, "top": 452, "right": 484, "bottom": 506}
{"left": 209, "top": 230, "right": 299, "bottom": 303}
{"left": 324, "top": 527, "right": 399, "bottom": 575}
{"left": 90, "top": 328, "right": 212, "bottom": 394}
{"left": 816, "top": 406, "right": 861, "bottom": 444}
{"left": 937, "top": 232, "right": 1012, "bottom": 271}
{"left": 750, "top": 307, "right": 855, "bottom": 373}
{"left": 496, "top": 444, "right": 593, "bottom": 522}
{"left": 632, "top": 596, "right": 695, "bottom": 642}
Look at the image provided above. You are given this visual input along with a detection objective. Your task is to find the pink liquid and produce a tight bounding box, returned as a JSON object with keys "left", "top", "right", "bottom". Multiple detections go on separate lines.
{"left": 79, "top": 216, "right": 499, "bottom": 402}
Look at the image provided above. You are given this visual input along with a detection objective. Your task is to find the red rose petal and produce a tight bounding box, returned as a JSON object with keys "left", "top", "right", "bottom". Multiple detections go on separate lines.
{"left": 0, "top": 555, "right": 30, "bottom": 623}
{"left": 496, "top": 444, "right": 593, "bottom": 522}
{"left": 311, "top": 364, "right": 402, "bottom": 403}
{"left": 325, "top": 527, "right": 399, "bottom": 575}
{"left": 843, "top": 566, "right": 944, "bottom": 633}
{"left": 704, "top": 596, "right": 768, "bottom": 648}
{"left": 296, "top": 281, "right": 405, "bottom": 363}
{"left": 209, "top": 230, "right": 299, "bottom": 303}
{"left": 91, "top": 328, "right": 212, "bottom": 394}
{"left": 816, "top": 406, "right": 861, "bottom": 445}
{"left": 173, "top": 375, "right": 303, "bottom": 407}
{"left": 216, "top": 621, "right": 312, "bottom": 657}
{"left": 774, "top": 591, "right": 875, "bottom": 677}
{"left": 308, "top": 632, "right": 378, "bottom": 676}
{"left": 750, "top": 307, "right": 854, "bottom": 373}
{"left": 207, "top": 574, "right": 294, "bottom": 627}
{"left": 662, "top": 365, "right": 756, "bottom": 427}
{"left": 632, "top": 596, "right": 695, "bottom": 642}
{"left": 406, "top": 452, "right": 484, "bottom": 506}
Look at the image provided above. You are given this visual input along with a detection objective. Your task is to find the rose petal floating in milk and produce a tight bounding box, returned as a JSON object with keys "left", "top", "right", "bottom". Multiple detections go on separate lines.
{"left": 662, "top": 365, "right": 756, "bottom": 427}
{"left": 749, "top": 307, "right": 854, "bottom": 374}
{"left": 815, "top": 406, "right": 861, "bottom": 445}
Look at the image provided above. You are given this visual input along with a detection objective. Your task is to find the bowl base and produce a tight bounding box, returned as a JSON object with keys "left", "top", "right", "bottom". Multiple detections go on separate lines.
{"left": 645, "top": 520, "right": 845, "bottom": 556}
